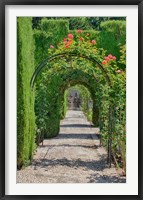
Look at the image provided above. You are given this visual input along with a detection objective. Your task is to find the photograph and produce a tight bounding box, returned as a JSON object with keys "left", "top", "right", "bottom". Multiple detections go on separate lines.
{"left": 17, "top": 16, "right": 126, "bottom": 184}
{"left": 1, "top": 2, "right": 142, "bottom": 198}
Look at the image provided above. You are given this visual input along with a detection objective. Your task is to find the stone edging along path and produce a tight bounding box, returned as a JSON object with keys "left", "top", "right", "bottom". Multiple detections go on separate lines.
{"left": 17, "top": 110, "right": 126, "bottom": 183}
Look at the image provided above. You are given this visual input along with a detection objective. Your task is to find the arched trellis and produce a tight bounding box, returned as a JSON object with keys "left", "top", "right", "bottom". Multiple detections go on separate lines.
{"left": 30, "top": 52, "right": 111, "bottom": 89}
{"left": 30, "top": 52, "right": 113, "bottom": 167}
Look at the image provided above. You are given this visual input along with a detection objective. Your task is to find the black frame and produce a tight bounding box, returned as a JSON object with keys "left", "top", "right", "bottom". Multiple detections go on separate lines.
{"left": 0, "top": 0, "right": 143, "bottom": 199}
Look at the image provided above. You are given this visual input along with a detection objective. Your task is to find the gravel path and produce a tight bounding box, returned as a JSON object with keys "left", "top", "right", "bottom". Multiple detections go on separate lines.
{"left": 17, "top": 110, "right": 126, "bottom": 183}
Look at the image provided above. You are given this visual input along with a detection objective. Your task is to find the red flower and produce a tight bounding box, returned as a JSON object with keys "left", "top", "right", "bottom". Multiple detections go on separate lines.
{"left": 63, "top": 38, "right": 68, "bottom": 42}
{"left": 102, "top": 60, "right": 107, "bottom": 65}
{"left": 64, "top": 39, "right": 72, "bottom": 47}
{"left": 112, "top": 56, "right": 116, "bottom": 60}
{"left": 68, "top": 34, "right": 74, "bottom": 39}
{"left": 108, "top": 54, "right": 113, "bottom": 59}
{"left": 105, "top": 56, "right": 110, "bottom": 61}
{"left": 80, "top": 37, "right": 84, "bottom": 41}
{"left": 50, "top": 45, "right": 54, "bottom": 48}
{"left": 92, "top": 40, "right": 96, "bottom": 45}
{"left": 77, "top": 29, "right": 82, "bottom": 34}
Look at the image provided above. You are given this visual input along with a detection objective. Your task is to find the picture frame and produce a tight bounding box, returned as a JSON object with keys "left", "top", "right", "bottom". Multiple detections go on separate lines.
{"left": 0, "top": 0, "right": 143, "bottom": 199}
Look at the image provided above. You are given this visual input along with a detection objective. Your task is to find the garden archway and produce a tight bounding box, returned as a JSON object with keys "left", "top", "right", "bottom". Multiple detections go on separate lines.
{"left": 31, "top": 52, "right": 113, "bottom": 167}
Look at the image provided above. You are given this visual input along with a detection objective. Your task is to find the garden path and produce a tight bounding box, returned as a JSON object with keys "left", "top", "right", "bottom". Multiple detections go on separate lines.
{"left": 17, "top": 110, "right": 126, "bottom": 183}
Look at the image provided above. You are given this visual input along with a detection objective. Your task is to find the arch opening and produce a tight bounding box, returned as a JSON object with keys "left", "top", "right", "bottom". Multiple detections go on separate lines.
{"left": 33, "top": 55, "right": 114, "bottom": 168}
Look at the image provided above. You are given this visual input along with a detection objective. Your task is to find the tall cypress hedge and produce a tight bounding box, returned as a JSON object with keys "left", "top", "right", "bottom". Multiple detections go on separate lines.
{"left": 17, "top": 17, "right": 35, "bottom": 168}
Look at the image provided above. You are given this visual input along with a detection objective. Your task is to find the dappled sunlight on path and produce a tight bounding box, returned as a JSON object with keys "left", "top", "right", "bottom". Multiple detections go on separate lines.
{"left": 17, "top": 110, "right": 126, "bottom": 183}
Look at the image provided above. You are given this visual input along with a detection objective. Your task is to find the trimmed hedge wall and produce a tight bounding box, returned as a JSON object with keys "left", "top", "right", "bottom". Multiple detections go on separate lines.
{"left": 99, "top": 20, "right": 126, "bottom": 60}
{"left": 17, "top": 17, "right": 35, "bottom": 168}
{"left": 34, "top": 19, "right": 69, "bottom": 65}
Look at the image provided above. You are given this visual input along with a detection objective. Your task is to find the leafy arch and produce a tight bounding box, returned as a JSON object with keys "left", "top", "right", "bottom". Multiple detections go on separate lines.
{"left": 32, "top": 31, "right": 125, "bottom": 168}
{"left": 30, "top": 52, "right": 111, "bottom": 89}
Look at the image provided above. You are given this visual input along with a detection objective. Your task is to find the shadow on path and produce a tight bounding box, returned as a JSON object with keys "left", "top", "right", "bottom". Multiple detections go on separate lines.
{"left": 53, "top": 133, "right": 97, "bottom": 139}
{"left": 88, "top": 173, "right": 126, "bottom": 183}
{"left": 33, "top": 156, "right": 108, "bottom": 172}
{"left": 39, "top": 144, "right": 98, "bottom": 149}
{"left": 60, "top": 124, "right": 93, "bottom": 128}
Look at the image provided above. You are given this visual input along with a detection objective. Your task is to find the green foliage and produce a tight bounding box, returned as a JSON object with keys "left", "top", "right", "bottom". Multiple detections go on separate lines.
{"left": 20, "top": 18, "right": 126, "bottom": 171}
{"left": 32, "top": 17, "right": 126, "bottom": 31}
{"left": 17, "top": 17, "right": 126, "bottom": 173}
{"left": 70, "top": 30, "right": 100, "bottom": 43}
{"left": 42, "top": 29, "right": 126, "bottom": 170}
{"left": 40, "top": 19, "right": 69, "bottom": 45}
{"left": 35, "top": 75, "right": 62, "bottom": 139}
{"left": 68, "top": 17, "right": 92, "bottom": 30}
{"left": 118, "top": 44, "right": 126, "bottom": 70}
{"left": 34, "top": 19, "right": 69, "bottom": 65}
{"left": 17, "top": 17, "right": 35, "bottom": 168}
{"left": 60, "top": 90, "right": 68, "bottom": 119}
{"left": 34, "top": 19, "right": 69, "bottom": 141}
{"left": 99, "top": 20, "right": 126, "bottom": 60}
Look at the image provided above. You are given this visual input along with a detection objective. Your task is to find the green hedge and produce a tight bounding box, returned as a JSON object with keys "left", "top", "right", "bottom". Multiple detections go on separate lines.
{"left": 35, "top": 75, "right": 62, "bottom": 139}
{"left": 70, "top": 20, "right": 126, "bottom": 61}
{"left": 17, "top": 17, "right": 35, "bottom": 168}
{"left": 99, "top": 20, "right": 126, "bottom": 60}
{"left": 34, "top": 19, "right": 69, "bottom": 65}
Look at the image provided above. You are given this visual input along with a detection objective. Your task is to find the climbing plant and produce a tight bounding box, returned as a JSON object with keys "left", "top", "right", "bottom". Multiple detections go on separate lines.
{"left": 32, "top": 28, "right": 126, "bottom": 170}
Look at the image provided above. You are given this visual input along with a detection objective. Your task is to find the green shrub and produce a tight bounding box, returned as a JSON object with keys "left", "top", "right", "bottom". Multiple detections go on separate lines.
{"left": 17, "top": 17, "right": 35, "bottom": 168}
{"left": 99, "top": 20, "right": 126, "bottom": 60}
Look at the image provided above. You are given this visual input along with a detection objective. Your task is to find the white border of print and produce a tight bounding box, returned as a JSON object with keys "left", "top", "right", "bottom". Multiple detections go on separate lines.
{"left": 5, "top": 5, "right": 138, "bottom": 195}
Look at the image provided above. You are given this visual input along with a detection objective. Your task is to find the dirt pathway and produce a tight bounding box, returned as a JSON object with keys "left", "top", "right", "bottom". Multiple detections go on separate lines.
{"left": 17, "top": 110, "right": 126, "bottom": 183}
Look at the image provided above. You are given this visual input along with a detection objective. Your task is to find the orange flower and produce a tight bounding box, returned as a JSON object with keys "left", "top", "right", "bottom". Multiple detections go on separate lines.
{"left": 102, "top": 60, "right": 107, "bottom": 65}
{"left": 65, "top": 45, "right": 69, "bottom": 48}
{"left": 68, "top": 39, "right": 72, "bottom": 44}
